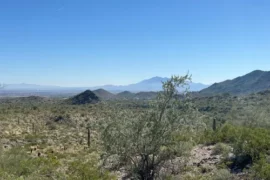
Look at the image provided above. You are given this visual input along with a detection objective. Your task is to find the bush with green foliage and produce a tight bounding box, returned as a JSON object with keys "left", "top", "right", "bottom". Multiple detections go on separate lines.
{"left": 100, "top": 74, "right": 204, "bottom": 179}
{"left": 251, "top": 156, "right": 270, "bottom": 179}
{"left": 202, "top": 123, "right": 270, "bottom": 173}
{"left": 211, "top": 169, "right": 232, "bottom": 180}
{"left": 212, "top": 143, "right": 231, "bottom": 156}
{"left": 67, "top": 153, "right": 116, "bottom": 180}
{"left": 0, "top": 147, "right": 61, "bottom": 179}
{"left": 0, "top": 147, "right": 115, "bottom": 180}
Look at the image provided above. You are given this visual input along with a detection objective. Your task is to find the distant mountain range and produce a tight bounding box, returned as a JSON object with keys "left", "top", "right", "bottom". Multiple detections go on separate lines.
{"left": 3, "top": 70, "right": 270, "bottom": 97}
{"left": 200, "top": 70, "right": 270, "bottom": 95}
{"left": 1, "top": 77, "right": 209, "bottom": 93}
{"left": 92, "top": 77, "right": 209, "bottom": 92}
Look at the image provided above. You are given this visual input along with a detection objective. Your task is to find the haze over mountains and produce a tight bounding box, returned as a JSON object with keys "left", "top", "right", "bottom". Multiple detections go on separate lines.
{"left": 1, "top": 77, "right": 209, "bottom": 93}
{"left": 92, "top": 77, "right": 209, "bottom": 92}
{"left": 3, "top": 70, "right": 270, "bottom": 98}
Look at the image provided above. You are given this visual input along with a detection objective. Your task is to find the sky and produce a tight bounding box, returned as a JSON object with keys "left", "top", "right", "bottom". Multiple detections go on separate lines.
{"left": 0, "top": 0, "right": 270, "bottom": 87}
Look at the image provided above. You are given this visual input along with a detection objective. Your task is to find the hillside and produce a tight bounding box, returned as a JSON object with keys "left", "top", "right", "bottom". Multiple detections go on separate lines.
{"left": 0, "top": 96, "right": 54, "bottom": 105}
{"left": 67, "top": 90, "right": 100, "bottom": 105}
{"left": 116, "top": 91, "right": 135, "bottom": 99}
{"left": 2, "top": 82, "right": 270, "bottom": 179}
{"left": 115, "top": 91, "right": 158, "bottom": 100}
{"left": 92, "top": 89, "right": 115, "bottom": 100}
{"left": 134, "top": 91, "right": 158, "bottom": 99}
{"left": 200, "top": 70, "right": 270, "bottom": 95}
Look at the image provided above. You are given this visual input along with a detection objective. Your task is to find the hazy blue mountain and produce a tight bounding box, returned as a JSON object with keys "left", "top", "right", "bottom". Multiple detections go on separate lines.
{"left": 93, "top": 77, "right": 209, "bottom": 92}
{"left": 1, "top": 77, "right": 209, "bottom": 95}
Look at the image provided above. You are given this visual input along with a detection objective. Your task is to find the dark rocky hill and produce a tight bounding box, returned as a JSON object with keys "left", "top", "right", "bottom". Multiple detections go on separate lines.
{"left": 67, "top": 90, "right": 100, "bottom": 105}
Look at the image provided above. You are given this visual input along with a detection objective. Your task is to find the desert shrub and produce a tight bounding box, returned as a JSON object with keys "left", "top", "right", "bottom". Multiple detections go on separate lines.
{"left": 202, "top": 123, "right": 270, "bottom": 172}
{"left": 67, "top": 153, "right": 116, "bottom": 180}
{"left": 204, "top": 124, "right": 270, "bottom": 160}
{"left": 212, "top": 143, "right": 231, "bottom": 156}
{"left": 0, "top": 147, "right": 61, "bottom": 179}
{"left": 251, "top": 156, "right": 270, "bottom": 179}
{"left": 25, "top": 134, "right": 46, "bottom": 145}
{"left": 179, "top": 174, "right": 210, "bottom": 180}
{"left": 0, "top": 148, "right": 35, "bottom": 176}
{"left": 200, "top": 124, "right": 236, "bottom": 145}
{"left": 211, "top": 169, "right": 232, "bottom": 180}
{"left": 232, "top": 127, "right": 270, "bottom": 161}
{"left": 45, "top": 120, "right": 57, "bottom": 130}
{"left": 200, "top": 164, "right": 213, "bottom": 174}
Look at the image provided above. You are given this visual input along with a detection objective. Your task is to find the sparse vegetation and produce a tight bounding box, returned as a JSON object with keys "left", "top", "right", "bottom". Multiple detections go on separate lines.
{"left": 1, "top": 74, "right": 270, "bottom": 179}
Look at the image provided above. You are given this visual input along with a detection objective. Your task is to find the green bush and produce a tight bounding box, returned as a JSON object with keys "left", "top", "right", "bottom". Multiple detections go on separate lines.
{"left": 67, "top": 153, "right": 116, "bottom": 180}
{"left": 201, "top": 123, "right": 239, "bottom": 144}
{"left": 99, "top": 75, "right": 200, "bottom": 179}
{"left": 0, "top": 148, "right": 61, "bottom": 179}
{"left": 211, "top": 169, "right": 232, "bottom": 180}
{"left": 203, "top": 124, "right": 270, "bottom": 162}
{"left": 251, "top": 157, "right": 270, "bottom": 179}
{"left": 212, "top": 143, "right": 231, "bottom": 156}
{"left": 0, "top": 147, "right": 115, "bottom": 179}
{"left": 200, "top": 123, "right": 270, "bottom": 174}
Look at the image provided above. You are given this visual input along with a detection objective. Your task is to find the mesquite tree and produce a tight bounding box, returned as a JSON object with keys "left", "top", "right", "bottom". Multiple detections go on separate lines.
{"left": 100, "top": 74, "right": 201, "bottom": 179}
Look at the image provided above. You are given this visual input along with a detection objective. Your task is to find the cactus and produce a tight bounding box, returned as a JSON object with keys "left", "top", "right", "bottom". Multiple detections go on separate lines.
{"left": 213, "top": 118, "right": 217, "bottom": 131}
{"left": 87, "top": 127, "right": 91, "bottom": 147}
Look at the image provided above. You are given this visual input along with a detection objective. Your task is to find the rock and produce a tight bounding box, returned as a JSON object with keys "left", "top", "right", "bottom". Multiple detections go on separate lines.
{"left": 67, "top": 90, "right": 100, "bottom": 105}
{"left": 188, "top": 145, "right": 224, "bottom": 171}
{"left": 228, "top": 153, "right": 236, "bottom": 160}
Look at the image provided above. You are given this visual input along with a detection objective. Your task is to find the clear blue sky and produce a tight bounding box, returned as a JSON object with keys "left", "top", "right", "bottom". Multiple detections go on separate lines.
{"left": 1, "top": 0, "right": 270, "bottom": 86}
